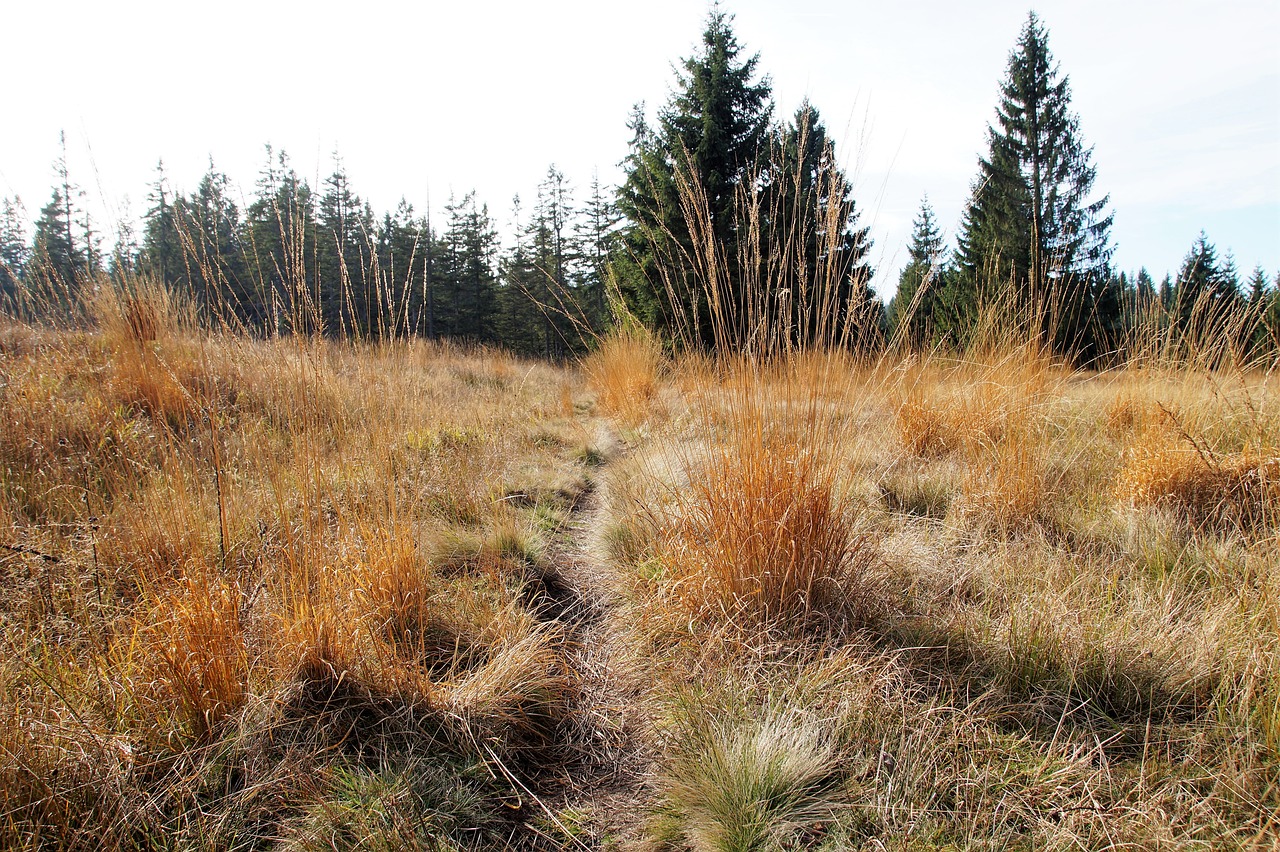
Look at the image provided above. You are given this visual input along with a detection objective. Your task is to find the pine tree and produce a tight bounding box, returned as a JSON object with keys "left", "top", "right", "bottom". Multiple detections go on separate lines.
{"left": 439, "top": 192, "right": 498, "bottom": 341}
{"left": 109, "top": 204, "right": 140, "bottom": 282}
{"left": 29, "top": 133, "right": 89, "bottom": 312}
{"left": 766, "top": 103, "right": 877, "bottom": 348}
{"left": 1246, "top": 266, "right": 1273, "bottom": 358}
{"left": 617, "top": 7, "right": 773, "bottom": 346}
{"left": 317, "top": 158, "right": 375, "bottom": 338}
{"left": 375, "top": 199, "right": 426, "bottom": 340}
{"left": 890, "top": 195, "right": 946, "bottom": 344}
{"left": 0, "top": 197, "right": 28, "bottom": 311}
{"left": 179, "top": 162, "right": 254, "bottom": 329}
{"left": 954, "top": 12, "right": 1113, "bottom": 357}
{"left": 1174, "top": 232, "right": 1233, "bottom": 323}
{"left": 139, "top": 161, "right": 183, "bottom": 287}
{"left": 244, "top": 148, "right": 317, "bottom": 335}
{"left": 574, "top": 172, "right": 621, "bottom": 331}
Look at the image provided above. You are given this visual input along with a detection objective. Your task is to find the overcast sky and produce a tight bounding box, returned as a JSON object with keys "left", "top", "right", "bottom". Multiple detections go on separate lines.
{"left": 2, "top": 0, "right": 1276, "bottom": 297}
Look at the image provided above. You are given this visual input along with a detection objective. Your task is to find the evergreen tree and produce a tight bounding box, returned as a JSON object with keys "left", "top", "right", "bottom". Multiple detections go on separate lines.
{"left": 497, "top": 196, "right": 546, "bottom": 356}
{"left": 178, "top": 162, "right": 255, "bottom": 329}
{"left": 953, "top": 12, "right": 1113, "bottom": 357}
{"left": 30, "top": 190, "right": 81, "bottom": 311}
{"left": 439, "top": 192, "right": 498, "bottom": 341}
{"left": 109, "top": 204, "right": 140, "bottom": 283}
{"left": 317, "top": 158, "right": 375, "bottom": 338}
{"left": 0, "top": 197, "right": 28, "bottom": 311}
{"left": 1245, "top": 265, "right": 1273, "bottom": 358}
{"left": 138, "top": 161, "right": 184, "bottom": 287}
{"left": 574, "top": 172, "right": 621, "bottom": 331}
{"left": 375, "top": 199, "right": 426, "bottom": 340}
{"left": 890, "top": 195, "right": 946, "bottom": 344}
{"left": 1173, "top": 232, "right": 1236, "bottom": 324}
{"left": 766, "top": 103, "right": 877, "bottom": 348}
{"left": 244, "top": 148, "right": 317, "bottom": 335}
{"left": 617, "top": 7, "right": 773, "bottom": 346}
{"left": 29, "top": 133, "right": 89, "bottom": 311}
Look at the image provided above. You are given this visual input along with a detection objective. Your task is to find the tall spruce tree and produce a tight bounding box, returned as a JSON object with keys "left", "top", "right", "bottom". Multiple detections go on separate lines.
{"left": 30, "top": 133, "right": 89, "bottom": 312}
{"left": 439, "top": 192, "right": 498, "bottom": 341}
{"left": 179, "top": 163, "right": 254, "bottom": 329}
{"left": 244, "top": 149, "right": 317, "bottom": 335}
{"left": 954, "top": 12, "right": 1113, "bottom": 358}
{"left": 317, "top": 159, "right": 375, "bottom": 338}
{"left": 1173, "top": 232, "right": 1244, "bottom": 350}
{"left": 139, "top": 161, "right": 184, "bottom": 287}
{"left": 617, "top": 7, "right": 773, "bottom": 346}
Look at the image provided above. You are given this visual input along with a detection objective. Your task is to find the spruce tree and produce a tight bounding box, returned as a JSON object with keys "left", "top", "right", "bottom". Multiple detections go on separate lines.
{"left": 0, "top": 197, "right": 28, "bottom": 311}
{"left": 1174, "top": 232, "right": 1232, "bottom": 325}
{"left": 180, "top": 163, "right": 254, "bottom": 330}
{"left": 574, "top": 172, "right": 621, "bottom": 331}
{"left": 317, "top": 159, "right": 375, "bottom": 338}
{"left": 139, "top": 161, "right": 183, "bottom": 287}
{"left": 244, "top": 149, "right": 317, "bottom": 335}
{"left": 29, "top": 133, "right": 89, "bottom": 313}
{"left": 767, "top": 103, "right": 877, "bottom": 348}
{"left": 617, "top": 7, "right": 773, "bottom": 346}
{"left": 890, "top": 195, "right": 946, "bottom": 344}
{"left": 439, "top": 192, "right": 498, "bottom": 342}
{"left": 954, "top": 12, "right": 1113, "bottom": 357}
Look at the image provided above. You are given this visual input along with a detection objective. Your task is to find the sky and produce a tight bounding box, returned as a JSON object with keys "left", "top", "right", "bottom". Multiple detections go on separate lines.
{"left": 2, "top": 0, "right": 1277, "bottom": 299}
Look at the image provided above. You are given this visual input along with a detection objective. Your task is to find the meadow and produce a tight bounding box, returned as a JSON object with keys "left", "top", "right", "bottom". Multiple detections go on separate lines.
{"left": 1, "top": 278, "right": 1276, "bottom": 850}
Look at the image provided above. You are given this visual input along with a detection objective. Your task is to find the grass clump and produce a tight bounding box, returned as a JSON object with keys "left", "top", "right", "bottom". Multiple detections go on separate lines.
{"left": 1116, "top": 427, "right": 1279, "bottom": 532}
{"left": 653, "top": 708, "right": 847, "bottom": 852}
{"left": 584, "top": 326, "right": 664, "bottom": 426}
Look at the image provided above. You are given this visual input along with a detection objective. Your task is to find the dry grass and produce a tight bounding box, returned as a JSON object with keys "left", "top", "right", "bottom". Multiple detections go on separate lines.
{"left": 3, "top": 275, "right": 1279, "bottom": 849}
{"left": 583, "top": 325, "right": 664, "bottom": 426}
{"left": 596, "top": 348, "right": 1280, "bottom": 850}
{"left": 1116, "top": 427, "right": 1280, "bottom": 532}
{"left": 0, "top": 282, "right": 598, "bottom": 846}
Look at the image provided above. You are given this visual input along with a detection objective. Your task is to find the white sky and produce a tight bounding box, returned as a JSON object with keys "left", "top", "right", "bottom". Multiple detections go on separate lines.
{"left": 2, "top": 0, "right": 1277, "bottom": 298}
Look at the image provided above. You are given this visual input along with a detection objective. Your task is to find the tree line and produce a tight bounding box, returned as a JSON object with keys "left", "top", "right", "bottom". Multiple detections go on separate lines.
{"left": 1, "top": 141, "right": 617, "bottom": 358}
{"left": 2, "top": 10, "right": 1277, "bottom": 364}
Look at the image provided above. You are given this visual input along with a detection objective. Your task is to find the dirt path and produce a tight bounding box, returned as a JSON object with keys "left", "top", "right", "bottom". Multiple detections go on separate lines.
{"left": 516, "top": 436, "right": 654, "bottom": 849}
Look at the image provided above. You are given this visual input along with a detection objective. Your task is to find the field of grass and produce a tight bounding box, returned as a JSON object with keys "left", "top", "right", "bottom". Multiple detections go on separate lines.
{"left": 1, "top": 290, "right": 1278, "bottom": 849}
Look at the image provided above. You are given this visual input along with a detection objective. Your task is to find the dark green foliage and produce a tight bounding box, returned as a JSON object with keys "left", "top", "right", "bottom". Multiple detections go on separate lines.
{"left": 438, "top": 192, "right": 499, "bottom": 342}
{"left": 890, "top": 196, "right": 946, "bottom": 344}
{"left": 138, "top": 161, "right": 184, "bottom": 288}
{"left": 1171, "top": 232, "right": 1255, "bottom": 359}
{"left": 499, "top": 168, "right": 587, "bottom": 358}
{"left": 617, "top": 8, "right": 773, "bottom": 346}
{"left": 375, "top": 200, "right": 429, "bottom": 340}
{"left": 767, "top": 103, "right": 878, "bottom": 349}
{"left": 317, "top": 159, "right": 378, "bottom": 338}
{"left": 0, "top": 197, "right": 28, "bottom": 312}
{"left": 573, "top": 172, "right": 621, "bottom": 333}
{"left": 243, "top": 147, "right": 319, "bottom": 335}
{"left": 953, "top": 12, "right": 1114, "bottom": 359}
{"left": 176, "top": 163, "right": 259, "bottom": 330}
{"left": 28, "top": 134, "right": 93, "bottom": 317}
{"left": 617, "top": 11, "right": 877, "bottom": 352}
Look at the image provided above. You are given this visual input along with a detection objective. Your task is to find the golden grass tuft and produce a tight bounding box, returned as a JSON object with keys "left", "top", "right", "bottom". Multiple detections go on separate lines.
{"left": 894, "top": 356, "right": 1054, "bottom": 459}
{"left": 648, "top": 357, "right": 880, "bottom": 632}
{"left": 150, "top": 568, "right": 249, "bottom": 739}
{"left": 953, "top": 427, "right": 1053, "bottom": 535}
{"left": 1116, "top": 428, "right": 1280, "bottom": 531}
{"left": 583, "top": 326, "right": 663, "bottom": 425}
